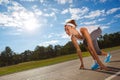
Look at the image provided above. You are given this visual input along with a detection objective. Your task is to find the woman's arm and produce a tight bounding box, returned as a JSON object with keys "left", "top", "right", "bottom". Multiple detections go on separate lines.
{"left": 71, "top": 35, "right": 84, "bottom": 69}
{"left": 71, "top": 35, "right": 80, "bottom": 50}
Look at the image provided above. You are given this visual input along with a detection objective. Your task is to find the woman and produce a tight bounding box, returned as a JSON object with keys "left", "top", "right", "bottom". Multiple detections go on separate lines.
{"left": 64, "top": 19, "right": 110, "bottom": 70}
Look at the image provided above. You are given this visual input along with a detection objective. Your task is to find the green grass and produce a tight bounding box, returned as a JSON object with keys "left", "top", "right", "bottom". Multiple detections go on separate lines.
{"left": 0, "top": 46, "right": 120, "bottom": 76}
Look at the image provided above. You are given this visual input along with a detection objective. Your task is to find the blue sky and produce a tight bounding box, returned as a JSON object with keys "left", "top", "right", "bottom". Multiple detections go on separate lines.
{"left": 0, "top": 0, "right": 120, "bottom": 53}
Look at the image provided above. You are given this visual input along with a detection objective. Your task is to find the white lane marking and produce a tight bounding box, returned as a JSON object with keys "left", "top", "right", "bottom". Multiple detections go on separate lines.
{"left": 105, "top": 71, "right": 120, "bottom": 80}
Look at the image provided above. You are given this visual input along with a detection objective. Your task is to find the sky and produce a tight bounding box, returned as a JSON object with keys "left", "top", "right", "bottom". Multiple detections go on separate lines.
{"left": 0, "top": 0, "right": 120, "bottom": 53}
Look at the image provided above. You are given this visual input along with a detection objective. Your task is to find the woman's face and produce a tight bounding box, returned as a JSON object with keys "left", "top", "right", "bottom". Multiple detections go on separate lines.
{"left": 64, "top": 25, "right": 72, "bottom": 36}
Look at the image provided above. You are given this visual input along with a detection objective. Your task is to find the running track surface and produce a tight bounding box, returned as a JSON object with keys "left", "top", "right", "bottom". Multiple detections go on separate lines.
{"left": 0, "top": 50, "right": 120, "bottom": 80}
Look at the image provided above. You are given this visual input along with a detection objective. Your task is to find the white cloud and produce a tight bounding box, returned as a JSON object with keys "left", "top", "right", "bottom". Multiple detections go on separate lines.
{"left": 50, "top": 8, "right": 60, "bottom": 13}
{"left": 34, "top": 9, "right": 43, "bottom": 16}
{"left": 43, "top": 32, "right": 69, "bottom": 39}
{"left": 32, "top": 5, "right": 58, "bottom": 20}
{"left": 79, "top": 18, "right": 105, "bottom": 27}
{"left": 54, "top": 32, "right": 70, "bottom": 39}
{"left": 82, "top": 21, "right": 96, "bottom": 25}
{"left": 56, "top": 0, "right": 73, "bottom": 4}
{"left": 44, "top": 32, "right": 69, "bottom": 39}
{"left": 32, "top": 5, "right": 43, "bottom": 16}
{"left": 106, "top": 20, "right": 116, "bottom": 25}
{"left": 85, "top": 0, "right": 107, "bottom": 4}
{"left": 44, "top": 12, "right": 55, "bottom": 17}
{"left": 39, "top": 7, "right": 58, "bottom": 20}
{"left": 115, "top": 14, "right": 120, "bottom": 18}
{"left": 98, "top": 18, "right": 105, "bottom": 21}
{"left": 0, "top": 0, "right": 9, "bottom": 5}
{"left": 50, "top": 24, "right": 53, "bottom": 27}
{"left": 84, "top": 10, "right": 105, "bottom": 19}
{"left": 40, "top": 32, "right": 70, "bottom": 46}
{"left": 20, "top": 0, "right": 35, "bottom": 2}
{"left": 46, "top": 33, "right": 54, "bottom": 38}
{"left": 100, "top": 26, "right": 109, "bottom": 30}
{"left": 39, "top": 0, "right": 44, "bottom": 3}
{"left": 48, "top": 35, "right": 53, "bottom": 38}
{"left": 61, "top": 9, "right": 68, "bottom": 14}
{"left": 44, "top": 12, "right": 57, "bottom": 20}
{"left": 99, "top": 0, "right": 107, "bottom": 3}
{"left": 69, "top": 7, "right": 89, "bottom": 20}
{"left": 39, "top": 40, "right": 59, "bottom": 47}
{"left": 6, "top": 30, "right": 22, "bottom": 36}
{"left": 60, "top": 32, "right": 69, "bottom": 39}
{"left": 0, "top": 1, "right": 42, "bottom": 35}
{"left": 106, "top": 7, "right": 120, "bottom": 15}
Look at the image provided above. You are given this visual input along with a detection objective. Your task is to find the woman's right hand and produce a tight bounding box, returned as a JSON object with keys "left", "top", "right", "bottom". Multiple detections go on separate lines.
{"left": 80, "top": 64, "right": 85, "bottom": 69}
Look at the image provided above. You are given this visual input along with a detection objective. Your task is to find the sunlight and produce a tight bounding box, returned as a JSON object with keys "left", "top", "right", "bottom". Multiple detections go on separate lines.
{"left": 13, "top": 10, "right": 41, "bottom": 34}
{"left": 23, "top": 16, "right": 40, "bottom": 34}
{"left": 24, "top": 20, "right": 37, "bottom": 32}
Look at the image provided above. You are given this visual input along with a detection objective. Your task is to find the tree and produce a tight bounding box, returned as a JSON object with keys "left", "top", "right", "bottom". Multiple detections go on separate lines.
{"left": 12, "top": 53, "right": 21, "bottom": 64}
{"left": 61, "top": 41, "right": 76, "bottom": 55}
{"left": 33, "top": 46, "right": 47, "bottom": 60}
{"left": 79, "top": 42, "right": 86, "bottom": 52}
{"left": 0, "top": 46, "right": 14, "bottom": 66}
{"left": 45, "top": 45, "right": 55, "bottom": 58}
{"left": 54, "top": 45, "right": 62, "bottom": 56}
{"left": 21, "top": 50, "right": 33, "bottom": 62}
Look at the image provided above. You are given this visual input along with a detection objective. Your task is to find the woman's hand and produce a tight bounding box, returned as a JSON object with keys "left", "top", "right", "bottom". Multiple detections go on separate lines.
{"left": 80, "top": 64, "right": 85, "bottom": 69}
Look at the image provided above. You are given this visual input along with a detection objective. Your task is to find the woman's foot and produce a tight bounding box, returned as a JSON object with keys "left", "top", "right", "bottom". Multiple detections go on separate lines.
{"left": 91, "top": 62, "right": 99, "bottom": 70}
{"left": 104, "top": 53, "right": 112, "bottom": 63}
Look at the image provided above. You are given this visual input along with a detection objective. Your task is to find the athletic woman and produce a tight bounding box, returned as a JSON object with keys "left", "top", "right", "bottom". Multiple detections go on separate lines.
{"left": 64, "top": 19, "right": 111, "bottom": 70}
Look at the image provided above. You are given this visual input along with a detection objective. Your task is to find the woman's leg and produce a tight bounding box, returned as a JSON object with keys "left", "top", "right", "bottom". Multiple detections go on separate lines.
{"left": 101, "top": 51, "right": 107, "bottom": 56}
{"left": 83, "top": 39, "right": 96, "bottom": 60}
{"left": 92, "top": 39, "right": 107, "bottom": 56}
{"left": 90, "top": 27, "right": 108, "bottom": 57}
{"left": 84, "top": 45, "right": 96, "bottom": 60}
{"left": 80, "top": 28, "right": 108, "bottom": 70}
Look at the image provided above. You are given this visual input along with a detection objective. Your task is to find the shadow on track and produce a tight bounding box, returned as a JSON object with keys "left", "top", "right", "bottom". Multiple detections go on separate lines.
{"left": 110, "top": 60, "right": 120, "bottom": 63}
{"left": 95, "top": 66, "right": 120, "bottom": 76}
{"left": 79, "top": 66, "right": 120, "bottom": 76}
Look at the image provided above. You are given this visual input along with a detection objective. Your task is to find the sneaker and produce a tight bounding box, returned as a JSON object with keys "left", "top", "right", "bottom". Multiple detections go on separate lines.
{"left": 91, "top": 62, "right": 99, "bottom": 70}
{"left": 104, "top": 53, "right": 112, "bottom": 63}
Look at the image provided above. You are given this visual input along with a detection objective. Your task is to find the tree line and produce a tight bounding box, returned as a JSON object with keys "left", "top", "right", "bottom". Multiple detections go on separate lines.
{"left": 0, "top": 31, "right": 120, "bottom": 67}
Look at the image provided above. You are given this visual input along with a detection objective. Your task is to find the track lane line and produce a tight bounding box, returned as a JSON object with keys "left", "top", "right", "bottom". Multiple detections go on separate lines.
{"left": 105, "top": 71, "right": 120, "bottom": 80}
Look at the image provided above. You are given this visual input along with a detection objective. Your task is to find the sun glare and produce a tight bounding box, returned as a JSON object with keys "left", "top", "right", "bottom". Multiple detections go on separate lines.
{"left": 23, "top": 18, "right": 40, "bottom": 33}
